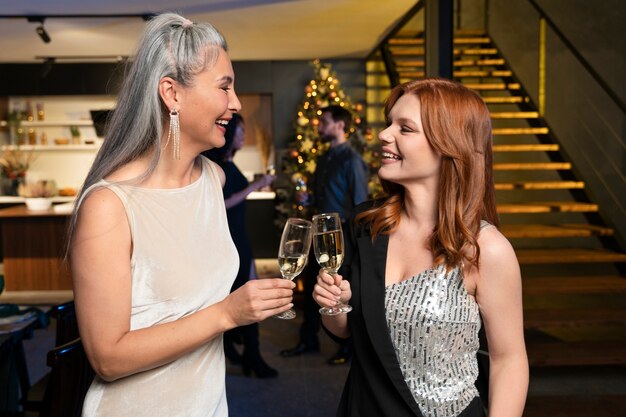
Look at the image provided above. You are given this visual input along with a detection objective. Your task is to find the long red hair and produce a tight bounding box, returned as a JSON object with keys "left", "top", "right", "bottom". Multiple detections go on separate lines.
{"left": 356, "top": 78, "right": 498, "bottom": 270}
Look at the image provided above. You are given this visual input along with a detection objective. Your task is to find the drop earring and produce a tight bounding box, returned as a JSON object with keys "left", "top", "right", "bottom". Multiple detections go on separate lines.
{"left": 166, "top": 107, "right": 180, "bottom": 160}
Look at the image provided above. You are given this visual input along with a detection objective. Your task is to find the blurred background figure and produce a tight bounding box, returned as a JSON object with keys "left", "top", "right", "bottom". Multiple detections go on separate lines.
{"left": 204, "top": 113, "right": 278, "bottom": 378}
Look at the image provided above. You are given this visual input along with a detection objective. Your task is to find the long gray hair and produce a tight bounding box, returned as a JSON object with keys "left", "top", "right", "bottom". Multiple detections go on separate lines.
{"left": 67, "top": 13, "right": 227, "bottom": 250}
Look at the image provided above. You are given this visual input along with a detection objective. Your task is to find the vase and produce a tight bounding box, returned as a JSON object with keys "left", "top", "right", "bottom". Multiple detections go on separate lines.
{"left": 1, "top": 176, "right": 25, "bottom": 196}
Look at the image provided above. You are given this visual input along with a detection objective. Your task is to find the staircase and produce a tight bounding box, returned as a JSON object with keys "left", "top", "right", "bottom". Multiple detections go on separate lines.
{"left": 366, "top": 30, "right": 626, "bottom": 366}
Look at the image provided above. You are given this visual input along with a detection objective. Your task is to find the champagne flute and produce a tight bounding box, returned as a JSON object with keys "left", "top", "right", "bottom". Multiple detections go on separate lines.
{"left": 273, "top": 218, "right": 313, "bottom": 320}
{"left": 312, "top": 212, "right": 352, "bottom": 315}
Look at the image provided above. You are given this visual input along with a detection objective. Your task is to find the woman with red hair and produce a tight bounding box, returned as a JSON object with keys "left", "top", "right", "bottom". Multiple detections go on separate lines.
{"left": 314, "top": 78, "right": 528, "bottom": 416}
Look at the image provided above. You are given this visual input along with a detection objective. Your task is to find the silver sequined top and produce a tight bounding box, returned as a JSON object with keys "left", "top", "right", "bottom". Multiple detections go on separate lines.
{"left": 385, "top": 263, "right": 481, "bottom": 417}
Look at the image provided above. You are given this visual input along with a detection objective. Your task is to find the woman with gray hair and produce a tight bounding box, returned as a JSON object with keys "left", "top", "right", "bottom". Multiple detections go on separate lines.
{"left": 68, "top": 13, "right": 294, "bottom": 416}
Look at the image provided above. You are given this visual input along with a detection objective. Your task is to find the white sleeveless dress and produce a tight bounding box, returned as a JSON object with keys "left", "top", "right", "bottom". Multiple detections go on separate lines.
{"left": 81, "top": 157, "right": 238, "bottom": 417}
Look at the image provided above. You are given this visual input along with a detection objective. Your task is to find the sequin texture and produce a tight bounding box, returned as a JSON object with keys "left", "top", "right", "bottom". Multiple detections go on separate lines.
{"left": 385, "top": 264, "right": 481, "bottom": 417}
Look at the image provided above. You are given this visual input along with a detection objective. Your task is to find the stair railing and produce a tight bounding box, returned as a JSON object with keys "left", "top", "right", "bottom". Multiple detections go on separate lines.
{"left": 367, "top": 1, "right": 424, "bottom": 87}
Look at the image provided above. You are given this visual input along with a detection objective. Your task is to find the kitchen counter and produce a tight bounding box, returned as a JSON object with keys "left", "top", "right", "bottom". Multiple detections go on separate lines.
{"left": 0, "top": 205, "right": 71, "bottom": 291}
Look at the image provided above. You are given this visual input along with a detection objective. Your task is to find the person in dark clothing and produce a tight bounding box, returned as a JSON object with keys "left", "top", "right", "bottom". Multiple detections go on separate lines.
{"left": 203, "top": 113, "right": 277, "bottom": 378}
{"left": 280, "top": 105, "right": 369, "bottom": 365}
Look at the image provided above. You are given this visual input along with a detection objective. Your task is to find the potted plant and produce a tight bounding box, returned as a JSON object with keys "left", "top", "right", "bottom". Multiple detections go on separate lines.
{"left": 69, "top": 125, "right": 81, "bottom": 145}
{"left": 0, "top": 145, "right": 34, "bottom": 195}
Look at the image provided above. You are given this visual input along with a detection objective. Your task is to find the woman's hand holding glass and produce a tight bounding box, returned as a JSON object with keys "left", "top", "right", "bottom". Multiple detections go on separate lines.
{"left": 222, "top": 278, "right": 296, "bottom": 327}
{"left": 313, "top": 269, "right": 352, "bottom": 313}
{"left": 273, "top": 217, "right": 313, "bottom": 319}
{"left": 312, "top": 213, "right": 352, "bottom": 315}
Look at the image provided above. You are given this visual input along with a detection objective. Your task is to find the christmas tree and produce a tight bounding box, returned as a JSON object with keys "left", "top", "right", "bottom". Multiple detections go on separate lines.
{"left": 276, "top": 59, "right": 381, "bottom": 224}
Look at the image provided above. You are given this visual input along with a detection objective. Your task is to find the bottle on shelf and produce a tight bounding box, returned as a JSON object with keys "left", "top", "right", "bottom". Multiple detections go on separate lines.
{"left": 25, "top": 101, "right": 34, "bottom": 122}
{"left": 28, "top": 128, "right": 36, "bottom": 145}
{"left": 36, "top": 102, "right": 45, "bottom": 121}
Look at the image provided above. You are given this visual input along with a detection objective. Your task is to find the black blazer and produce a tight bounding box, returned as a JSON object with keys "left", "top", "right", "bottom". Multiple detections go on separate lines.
{"left": 333, "top": 202, "right": 485, "bottom": 417}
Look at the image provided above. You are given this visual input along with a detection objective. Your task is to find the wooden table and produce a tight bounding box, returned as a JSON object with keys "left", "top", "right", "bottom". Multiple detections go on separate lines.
{"left": 0, "top": 206, "right": 71, "bottom": 291}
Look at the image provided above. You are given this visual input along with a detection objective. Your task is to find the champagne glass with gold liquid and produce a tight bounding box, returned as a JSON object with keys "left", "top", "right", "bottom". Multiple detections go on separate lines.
{"left": 273, "top": 218, "right": 312, "bottom": 320}
{"left": 312, "top": 212, "right": 352, "bottom": 315}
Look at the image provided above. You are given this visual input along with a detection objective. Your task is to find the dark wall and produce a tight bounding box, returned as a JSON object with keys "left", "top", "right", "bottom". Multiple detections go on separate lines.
{"left": 0, "top": 63, "right": 125, "bottom": 96}
{"left": 488, "top": 0, "right": 626, "bottom": 247}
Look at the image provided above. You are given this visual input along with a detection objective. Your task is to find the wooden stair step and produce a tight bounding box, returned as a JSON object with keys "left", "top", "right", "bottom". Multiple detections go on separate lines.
{"left": 515, "top": 248, "right": 626, "bottom": 264}
{"left": 453, "top": 37, "right": 491, "bottom": 44}
{"left": 523, "top": 275, "right": 626, "bottom": 295}
{"left": 495, "top": 180, "right": 584, "bottom": 190}
{"left": 396, "top": 58, "right": 504, "bottom": 67}
{"left": 501, "top": 224, "right": 614, "bottom": 238}
{"left": 525, "top": 307, "right": 626, "bottom": 328}
{"left": 454, "top": 58, "right": 506, "bottom": 67}
{"left": 490, "top": 111, "right": 540, "bottom": 119}
{"left": 389, "top": 38, "right": 424, "bottom": 45}
{"left": 455, "top": 48, "right": 498, "bottom": 55}
{"left": 389, "top": 37, "right": 491, "bottom": 45}
{"left": 395, "top": 60, "right": 425, "bottom": 67}
{"left": 493, "top": 162, "right": 571, "bottom": 170}
{"left": 527, "top": 340, "right": 626, "bottom": 366}
{"left": 483, "top": 96, "right": 527, "bottom": 104}
{"left": 390, "top": 47, "right": 425, "bottom": 55}
{"left": 454, "top": 69, "right": 512, "bottom": 77}
{"left": 390, "top": 47, "right": 499, "bottom": 56}
{"left": 398, "top": 71, "right": 424, "bottom": 78}
{"left": 464, "top": 82, "right": 521, "bottom": 90}
{"left": 493, "top": 127, "right": 549, "bottom": 135}
{"left": 493, "top": 144, "right": 559, "bottom": 152}
{"left": 498, "top": 202, "right": 598, "bottom": 213}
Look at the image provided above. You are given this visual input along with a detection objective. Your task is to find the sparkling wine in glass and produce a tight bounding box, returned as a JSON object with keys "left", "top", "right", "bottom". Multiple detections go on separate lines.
{"left": 273, "top": 218, "right": 312, "bottom": 320}
{"left": 312, "top": 212, "right": 352, "bottom": 315}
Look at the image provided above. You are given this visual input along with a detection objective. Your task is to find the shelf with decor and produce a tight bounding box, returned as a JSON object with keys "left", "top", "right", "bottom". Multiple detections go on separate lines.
{"left": 0, "top": 120, "right": 93, "bottom": 128}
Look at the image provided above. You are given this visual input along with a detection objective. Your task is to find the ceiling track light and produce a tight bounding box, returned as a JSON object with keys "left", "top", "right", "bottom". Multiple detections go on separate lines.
{"left": 36, "top": 24, "right": 51, "bottom": 43}
{"left": 0, "top": 14, "right": 155, "bottom": 47}
{"left": 26, "top": 16, "right": 51, "bottom": 43}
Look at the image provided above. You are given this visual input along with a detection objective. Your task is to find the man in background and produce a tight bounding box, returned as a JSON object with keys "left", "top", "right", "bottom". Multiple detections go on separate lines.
{"left": 280, "top": 105, "right": 369, "bottom": 365}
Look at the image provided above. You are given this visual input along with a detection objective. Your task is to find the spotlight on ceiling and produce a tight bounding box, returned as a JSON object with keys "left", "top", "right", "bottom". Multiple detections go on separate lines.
{"left": 36, "top": 24, "right": 51, "bottom": 43}
{"left": 26, "top": 17, "right": 50, "bottom": 43}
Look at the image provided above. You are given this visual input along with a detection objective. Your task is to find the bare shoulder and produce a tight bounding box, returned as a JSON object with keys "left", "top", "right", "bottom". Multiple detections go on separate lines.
{"left": 477, "top": 225, "right": 520, "bottom": 276}
{"left": 74, "top": 186, "right": 128, "bottom": 240}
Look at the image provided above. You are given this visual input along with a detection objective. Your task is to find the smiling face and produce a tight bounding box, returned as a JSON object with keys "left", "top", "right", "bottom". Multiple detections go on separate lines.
{"left": 177, "top": 47, "right": 241, "bottom": 154}
{"left": 378, "top": 93, "right": 441, "bottom": 187}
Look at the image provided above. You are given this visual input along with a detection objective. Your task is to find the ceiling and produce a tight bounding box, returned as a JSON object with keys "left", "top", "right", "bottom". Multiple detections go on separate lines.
{"left": 0, "top": 0, "right": 416, "bottom": 63}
